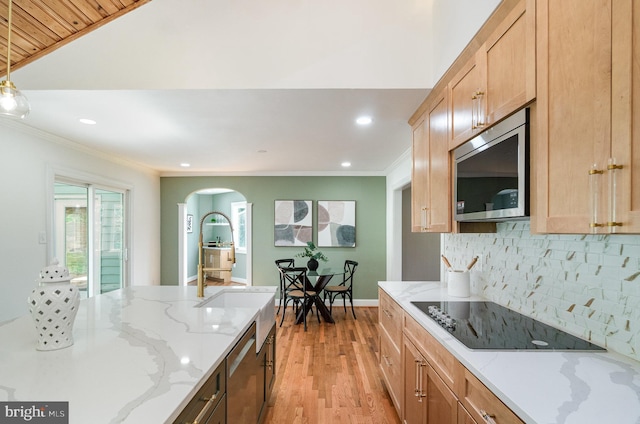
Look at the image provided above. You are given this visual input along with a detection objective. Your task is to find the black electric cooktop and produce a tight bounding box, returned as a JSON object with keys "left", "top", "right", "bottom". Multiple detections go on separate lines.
{"left": 411, "top": 301, "right": 606, "bottom": 351}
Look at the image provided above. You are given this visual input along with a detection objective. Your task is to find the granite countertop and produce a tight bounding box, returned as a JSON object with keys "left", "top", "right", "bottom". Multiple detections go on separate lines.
{"left": 379, "top": 281, "right": 640, "bottom": 424}
{"left": 0, "top": 285, "right": 276, "bottom": 424}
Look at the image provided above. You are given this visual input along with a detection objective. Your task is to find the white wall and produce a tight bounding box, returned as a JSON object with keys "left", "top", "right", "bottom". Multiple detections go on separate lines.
{"left": 0, "top": 123, "right": 160, "bottom": 321}
{"left": 430, "top": 0, "right": 502, "bottom": 85}
{"left": 385, "top": 150, "right": 412, "bottom": 281}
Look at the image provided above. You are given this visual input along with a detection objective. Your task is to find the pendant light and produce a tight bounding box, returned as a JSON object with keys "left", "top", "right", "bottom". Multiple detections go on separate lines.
{"left": 0, "top": 0, "right": 29, "bottom": 119}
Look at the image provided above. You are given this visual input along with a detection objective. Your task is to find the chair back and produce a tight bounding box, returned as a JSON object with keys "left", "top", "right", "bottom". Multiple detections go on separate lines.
{"left": 343, "top": 260, "right": 358, "bottom": 287}
{"left": 282, "top": 267, "right": 308, "bottom": 293}
{"left": 275, "top": 259, "right": 295, "bottom": 269}
{"left": 275, "top": 259, "right": 295, "bottom": 284}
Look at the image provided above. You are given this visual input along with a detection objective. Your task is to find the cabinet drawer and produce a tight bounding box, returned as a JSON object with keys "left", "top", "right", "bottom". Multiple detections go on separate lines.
{"left": 173, "top": 360, "right": 226, "bottom": 424}
{"left": 379, "top": 330, "right": 402, "bottom": 415}
{"left": 379, "top": 289, "right": 403, "bottom": 350}
{"left": 460, "top": 367, "right": 524, "bottom": 424}
{"left": 404, "top": 313, "right": 462, "bottom": 395}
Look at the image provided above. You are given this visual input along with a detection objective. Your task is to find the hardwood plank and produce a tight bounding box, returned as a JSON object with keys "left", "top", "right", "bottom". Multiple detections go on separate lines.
{"left": 263, "top": 307, "right": 401, "bottom": 424}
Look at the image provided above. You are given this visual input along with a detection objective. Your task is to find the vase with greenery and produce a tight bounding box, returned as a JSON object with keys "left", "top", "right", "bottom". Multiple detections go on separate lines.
{"left": 295, "top": 241, "right": 328, "bottom": 271}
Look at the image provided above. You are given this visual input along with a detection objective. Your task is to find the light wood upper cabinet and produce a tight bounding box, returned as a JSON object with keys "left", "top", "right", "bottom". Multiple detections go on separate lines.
{"left": 533, "top": 0, "right": 640, "bottom": 233}
{"left": 411, "top": 114, "right": 429, "bottom": 232}
{"left": 610, "top": 0, "right": 640, "bottom": 233}
{"left": 449, "top": 52, "right": 485, "bottom": 149}
{"left": 411, "top": 90, "right": 451, "bottom": 233}
{"left": 484, "top": 0, "right": 536, "bottom": 127}
{"left": 449, "top": 0, "right": 535, "bottom": 150}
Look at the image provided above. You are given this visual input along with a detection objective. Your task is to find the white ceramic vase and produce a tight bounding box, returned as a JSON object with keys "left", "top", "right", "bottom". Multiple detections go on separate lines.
{"left": 28, "top": 259, "right": 80, "bottom": 351}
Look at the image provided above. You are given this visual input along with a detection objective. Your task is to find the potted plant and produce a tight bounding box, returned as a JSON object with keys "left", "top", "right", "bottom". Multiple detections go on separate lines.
{"left": 295, "top": 241, "right": 328, "bottom": 271}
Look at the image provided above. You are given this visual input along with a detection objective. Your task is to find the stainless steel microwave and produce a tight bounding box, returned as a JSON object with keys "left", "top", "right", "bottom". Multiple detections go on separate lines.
{"left": 453, "top": 108, "right": 529, "bottom": 222}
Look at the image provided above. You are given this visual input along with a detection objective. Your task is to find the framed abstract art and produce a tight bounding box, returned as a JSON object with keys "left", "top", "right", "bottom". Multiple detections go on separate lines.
{"left": 317, "top": 200, "right": 356, "bottom": 247}
{"left": 274, "top": 200, "right": 312, "bottom": 246}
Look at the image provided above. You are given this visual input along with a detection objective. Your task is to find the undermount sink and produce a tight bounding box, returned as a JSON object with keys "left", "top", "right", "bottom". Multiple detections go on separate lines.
{"left": 196, "top": 289, "right": 275, "bottom": 351}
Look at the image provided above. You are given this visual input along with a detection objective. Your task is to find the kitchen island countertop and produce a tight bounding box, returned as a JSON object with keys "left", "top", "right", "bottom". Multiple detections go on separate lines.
{"left": 0, "top": 285, "right": 276, "bottom": 423}
{"left": 379, "top": 281, "right": 640, "bottom": 424}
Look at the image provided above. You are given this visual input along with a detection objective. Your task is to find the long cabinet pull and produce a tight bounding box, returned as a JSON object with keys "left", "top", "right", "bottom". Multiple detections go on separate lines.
{"left": 471, "top": 90, "right": 486, "bottom": 129}
{"left": 418, "top": 362, "right": 426, "bottom": 400}
{"left": 589, "top": 159, "right": 625, "bottom": 232}
{"left": 189, "top": 392, "right": 218, "bottom": 424}
{"left": 414, "top": 359, "right": 421, "bottom": 398}
{"left": 266, "top": 336, "right": 273, "bottom": 370}
{"left": 607, "top": 158, "right": 623, "bottom": 231}
{"left": 480, "top": 409, "right": 497, "bottom": 424}
{"left": 421, "top": 206, "right": 428, "bottom": 231}
{"left": 589, "top": 164, "right": 605, "bottom": 231}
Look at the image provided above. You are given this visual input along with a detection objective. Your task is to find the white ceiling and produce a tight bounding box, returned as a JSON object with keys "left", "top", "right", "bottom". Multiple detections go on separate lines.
{"left": 4, "top": 0, "right": 497, "bottom": 175}
{"left": 18, "top": 88, "right": 428, "bottom": 174}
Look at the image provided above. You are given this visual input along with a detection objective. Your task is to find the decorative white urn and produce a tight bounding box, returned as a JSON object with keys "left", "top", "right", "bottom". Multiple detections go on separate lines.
{"left": 27, "top": 259, "right": 80, "bottom": 351}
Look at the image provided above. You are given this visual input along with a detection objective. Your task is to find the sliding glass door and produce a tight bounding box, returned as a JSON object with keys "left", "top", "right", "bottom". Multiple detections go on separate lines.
{"left": 54, "top": 181, "right": 127, "bottom": 298}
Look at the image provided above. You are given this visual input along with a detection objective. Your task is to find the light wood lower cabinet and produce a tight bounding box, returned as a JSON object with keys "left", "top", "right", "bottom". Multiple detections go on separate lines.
{"left": 403, "top": 336, "right": 426, "bottom": 423}
{"left": 460, "top": 368, "right": 523, "bottom": 424}
{"left": 396, "top": 309, "right": 524, "bottom": 424}
{"left": 379, "top": 289, "right": 404, "bottom": 416}
{"left": 403, "top": 337, "right": 458, "bottom": 424}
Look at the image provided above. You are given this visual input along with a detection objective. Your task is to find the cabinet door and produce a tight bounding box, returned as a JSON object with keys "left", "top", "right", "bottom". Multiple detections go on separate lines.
{"left": 411, "top": 90, "right": 451, "bottom": 233}
{"left": 449, "top": 51, "right": 485, "bottom": 149}
{"left": 427, "top": 92, "right": 452, "bottom": 233}
{"left": 426, "top": 365, "right": 458, "bottom": 424}
{"left": 534, "top": 0, "right": 612, "bottom": 233}
{"left": 412, "top": 114, "right": 429, "bottom": 232}
{"left": 403, "top": 338, "right": 427, "bottom": 424}
{"left": 484, "top": 0, "right": 535, "bottom": 126}
{"left": 611, "top": 0, "right": 640, "bottom": 232}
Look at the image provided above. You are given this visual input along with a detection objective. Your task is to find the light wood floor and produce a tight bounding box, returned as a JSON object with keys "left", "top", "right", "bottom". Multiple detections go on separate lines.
{"left": 263, "top": 306, "right": 401, "bottom": 424}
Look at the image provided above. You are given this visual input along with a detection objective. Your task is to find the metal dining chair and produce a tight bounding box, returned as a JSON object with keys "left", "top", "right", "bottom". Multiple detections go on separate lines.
{"left": 323, "top": 260, "right": 358, "bottom": 319}
{"left": 275, "top": 259, "right": 295, "bottom": 314}
{"left": 280, "top": 267, "right": 320, "bottom": 331}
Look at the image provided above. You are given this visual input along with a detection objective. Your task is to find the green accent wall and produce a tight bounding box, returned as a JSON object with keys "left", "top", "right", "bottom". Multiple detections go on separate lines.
{"left": 160, "top": 176, "right": 386, "bottom": 300}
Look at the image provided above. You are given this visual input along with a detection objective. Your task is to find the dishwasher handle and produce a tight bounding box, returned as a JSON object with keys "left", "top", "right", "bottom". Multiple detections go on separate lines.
{"left": 228, "top": 325, "right": 257, "bottom": 377}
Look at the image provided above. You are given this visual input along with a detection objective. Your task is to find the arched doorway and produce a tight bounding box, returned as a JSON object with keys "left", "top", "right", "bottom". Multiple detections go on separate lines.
{"left": 178, "top": 188, "right": 252, "bottom": 286}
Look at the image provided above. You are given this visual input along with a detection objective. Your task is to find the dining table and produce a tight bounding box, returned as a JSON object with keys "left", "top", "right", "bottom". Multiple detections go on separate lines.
{"left": 295, "top": 266, "right": 345, "bottom": 325}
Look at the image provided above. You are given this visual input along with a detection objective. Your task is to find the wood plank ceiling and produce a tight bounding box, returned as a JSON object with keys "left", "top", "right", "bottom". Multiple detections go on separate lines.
{"left": 0, "top": 0, "right": 153, "bottom": 79}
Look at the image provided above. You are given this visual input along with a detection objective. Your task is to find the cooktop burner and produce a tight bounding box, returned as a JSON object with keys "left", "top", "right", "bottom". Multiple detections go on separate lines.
{"left": 411, "top": 301, "right": 606, "bottom": 351}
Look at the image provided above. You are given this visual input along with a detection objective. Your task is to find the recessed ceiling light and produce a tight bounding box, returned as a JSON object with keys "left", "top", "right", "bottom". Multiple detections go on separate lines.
{"left": 356, "top": 116, "right": 372, "bottom": 125}
{"left": 180, "top": 163, "right": 191, "bottom": 168}
{"left": 341, "top": 161, "right": 352, "bottom": 167}
{"left": 258, "top": 150, "right": 267, "bottom": 153}
{"left": 79, "top": 118, "right": 96, "bottom": 125}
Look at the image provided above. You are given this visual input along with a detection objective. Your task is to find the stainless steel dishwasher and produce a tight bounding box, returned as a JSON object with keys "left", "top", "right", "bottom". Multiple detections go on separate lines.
{"left": 226, "top": 322, "right": 258, "bottom": 423}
